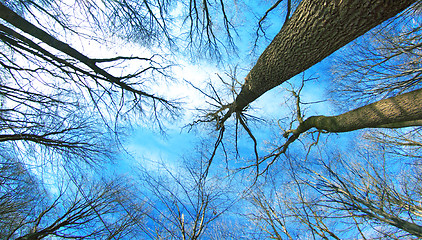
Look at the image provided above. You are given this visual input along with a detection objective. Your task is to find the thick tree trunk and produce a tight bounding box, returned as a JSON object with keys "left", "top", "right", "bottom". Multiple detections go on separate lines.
{"left": 233, "top": 0, "right": 417, "bottom": 113}
{"left": 293, "top": 88, "right": 422, "bottom": 135}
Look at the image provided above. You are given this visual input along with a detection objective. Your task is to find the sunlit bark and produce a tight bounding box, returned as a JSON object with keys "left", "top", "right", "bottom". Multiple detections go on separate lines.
{"left": 292, "top": 88, "right": 422, "bottom": 136}
{"left": 228, "top": 0, "right": 417, "bottom": 115}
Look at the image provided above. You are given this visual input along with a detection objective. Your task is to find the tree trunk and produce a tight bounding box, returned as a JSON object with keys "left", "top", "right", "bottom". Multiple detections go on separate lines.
{"left": 233, "top": 0, "right": 417, "bottom": 113}
{"left": 293, "top": 88, "right": 422, "bottom": 135}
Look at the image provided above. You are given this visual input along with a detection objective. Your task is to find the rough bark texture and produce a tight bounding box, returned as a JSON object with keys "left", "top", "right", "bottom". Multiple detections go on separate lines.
{"left": 295, "top": 88, "right": 422, "bottom": 134}
{"left": 234, "top": 0, "right": 417, "bottom": 112}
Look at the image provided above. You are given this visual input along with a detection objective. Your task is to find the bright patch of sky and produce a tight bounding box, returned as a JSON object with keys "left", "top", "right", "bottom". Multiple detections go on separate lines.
{"left": 126, "top": 127, "right": 195, "bottom": 171}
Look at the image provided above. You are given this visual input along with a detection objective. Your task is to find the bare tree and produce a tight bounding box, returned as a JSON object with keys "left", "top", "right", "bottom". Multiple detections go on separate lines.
{"left": 0, "top": 1, "right": 243, "bottom": 238}
{"left": 283, "top": 87, "right": 422, "bottom": 141}
{"left": 246, "top": 135, "right": 422, "bottom": 239}
{"left": 0, "top": 1, "right": 178, "bottom": 120}
{"left": 363, "top": 127, "right": 422, "bottom": 158}
{"left": 330, "top": 3, "right": 422, "bottom": 107}
{"left": 4, "top": 172, "right": 146, "bottom": 240}
{"left": 186, "top": 0, "right": 420, "bottom": 178}
{"left": 0, "top": 0, "right": 182, "bottom": 170}
{"left": 4, "top": 1, "right": 422, "bottom": 239}
{"left": 228, "top": 76, "right": 420, "bottom": 176}
{"left": 135, "top": 153, "right": 240, "bottom": 239}
{"left": 207, "top": 0, "right": 417, "bottom": 126}
{"left": 0, "top": 150, "right": 44, "bottom": 239}
{"left": 240, "top": 2, "right": 422, "bottom": 237}
{"left": 308, "top": 144, "right": 422, "bottom": 238}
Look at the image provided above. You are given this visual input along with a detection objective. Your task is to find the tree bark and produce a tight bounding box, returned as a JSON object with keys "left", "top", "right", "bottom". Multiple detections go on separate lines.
{"left": 293, "top": 88, "right": 422, "bottom": 135}
{"left": 233, "top": 0, "right": 417, "bottom": 113}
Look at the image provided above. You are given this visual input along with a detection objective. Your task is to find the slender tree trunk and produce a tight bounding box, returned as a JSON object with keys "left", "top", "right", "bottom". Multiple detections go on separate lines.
{"left": 0, "top": 2, "right": 169, "bottom": 103}
{"left": 326, "top": 180, "right": 422, "bottom": 237}
{"left": 293, "top": 88, "right": 422, "bottom": 135}
{"left": 232, "top": 0, "right": 417, "bottom": 113}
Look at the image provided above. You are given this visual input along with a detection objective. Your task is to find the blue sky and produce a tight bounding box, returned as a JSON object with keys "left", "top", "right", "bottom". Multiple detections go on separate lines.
{"left": 122, "top": 4, "right": 337, "bottom": 172}
{"left": 16, "top": 0, "right": 361, "bottom": 202}
{"left": 4, "top": 1, "right": 420, "bottom": 238}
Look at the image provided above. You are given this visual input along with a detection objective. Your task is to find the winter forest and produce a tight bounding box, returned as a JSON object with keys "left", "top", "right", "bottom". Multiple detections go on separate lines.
{"left": 1, "top": 0, "right": 422, "bottom": 239}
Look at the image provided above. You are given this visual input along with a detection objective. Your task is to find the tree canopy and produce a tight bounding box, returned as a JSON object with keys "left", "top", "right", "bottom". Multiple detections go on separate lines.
{"left": 1, "top": 0, "right": 422, "bottom": 239}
